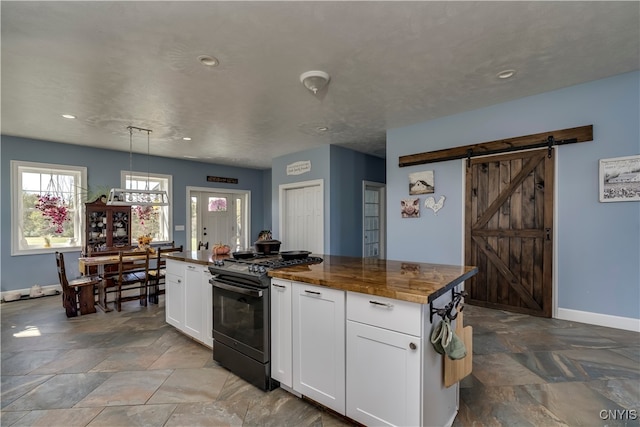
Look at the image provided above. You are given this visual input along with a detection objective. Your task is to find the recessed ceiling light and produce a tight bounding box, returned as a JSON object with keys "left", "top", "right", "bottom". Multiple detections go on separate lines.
{"left": 316, "top": 126, "right": 329, "bottom": 132}
{"left": 182, "top": 137, "right": 192, "bottom": 141}
{"left": 497, "top": 69, "right": 516, "bottom": 79}
{"left": 61, "top": 114, "right": 76, "bottom": 119}
{"left": 198, "top": 55, "right": 219, "bottom": 67}
{"left": 183, "top": 155, "right": 198, "bottom": 159}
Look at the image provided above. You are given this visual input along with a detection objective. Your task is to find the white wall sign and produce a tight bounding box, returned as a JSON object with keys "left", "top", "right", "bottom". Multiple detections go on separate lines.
{"left": 287, "top": 160, "right": 311, "bottom": 176}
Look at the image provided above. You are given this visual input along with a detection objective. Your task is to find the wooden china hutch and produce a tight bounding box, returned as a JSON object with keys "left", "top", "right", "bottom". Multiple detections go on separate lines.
{"left": 83, "top": 197, "right": 133, "bottom": 257}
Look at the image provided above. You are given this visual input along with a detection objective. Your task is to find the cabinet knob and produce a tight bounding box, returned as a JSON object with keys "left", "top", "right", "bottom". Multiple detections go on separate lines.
{"left": 409, "top": 342, "right": 417, "bottom": 350}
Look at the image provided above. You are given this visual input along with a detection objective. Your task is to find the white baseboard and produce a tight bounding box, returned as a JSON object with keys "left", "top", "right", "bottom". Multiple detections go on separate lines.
{"left": 1, "top": 284, "right": 62, "bottom": 299}
{"left": 2, "top": 284, "right": 154, "bottom": 305}
{"left": 556, "top": 308, "right": 640, "bottom": 332}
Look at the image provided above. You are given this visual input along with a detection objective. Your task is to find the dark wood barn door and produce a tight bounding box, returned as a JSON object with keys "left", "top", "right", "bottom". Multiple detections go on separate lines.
{"left": 465, "top": 149, "right": 553, "bottom": 317}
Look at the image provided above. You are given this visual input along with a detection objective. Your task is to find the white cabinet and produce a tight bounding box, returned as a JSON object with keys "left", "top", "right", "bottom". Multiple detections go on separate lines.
{"left": 274, "top": 283, "right": 460, "bottom": 426}
{"left": 183, "top": 263, "right": 204, "bottom": 338}
{"left": 165, "top": 259, "right": 184, "bottom": 329}
{"left": 346, "top": 292, "right": 422, "bottom": 426}
{"left": 271, "top": 278, "right": 293, "bottom": 388}
{"left": 164, "top": 259, "right": 213, "bottom": 348}
{"left": 292, "top": 282, "right": 345, "bottom": 415}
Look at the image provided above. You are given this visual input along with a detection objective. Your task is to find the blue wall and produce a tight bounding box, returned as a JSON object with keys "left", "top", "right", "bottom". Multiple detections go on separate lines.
{"left": 271, "top": 145, "right": 385, "bottom": 256}
{"left": 330, "top": 145, "right": 386, "bottom": 256}
{"left": 1, "top": 136, "right": 269, "bottom": 292}
{"left": 271, "top": 145, "right": 331, "bottom": 244}
{"left": 387, "top": 71, "right": 640, "bottom": 320}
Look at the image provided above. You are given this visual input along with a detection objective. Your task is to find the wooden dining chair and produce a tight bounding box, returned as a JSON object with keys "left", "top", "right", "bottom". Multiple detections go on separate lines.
{"left": 148, "top": 244, "right": 183, "bottom": 304}
{"left": 55, "top": 252, "right": 100, "bottom": 317}
{"left": 109, "top": 249, "right": 150, "bottom": 312}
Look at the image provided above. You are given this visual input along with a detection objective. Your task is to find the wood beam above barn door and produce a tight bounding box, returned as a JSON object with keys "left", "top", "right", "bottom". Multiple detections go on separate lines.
{"left": 398, "top": 125, "right": 593, "bottom": 168}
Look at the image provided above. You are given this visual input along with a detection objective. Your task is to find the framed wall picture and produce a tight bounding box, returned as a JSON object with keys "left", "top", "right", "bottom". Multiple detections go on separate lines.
{"left": 409, "top": 170, "right": 434, "bottom": 195}
{"left": 599, "top": 155, "right": 640, "bottom": 202}
{"left": 401, "top": 198, "right": 420, "bottom": 218}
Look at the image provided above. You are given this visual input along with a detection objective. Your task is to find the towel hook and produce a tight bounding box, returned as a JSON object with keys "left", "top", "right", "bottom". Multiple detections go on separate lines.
{"left": 430, "top": 289, "right": 468, "bottom": 323}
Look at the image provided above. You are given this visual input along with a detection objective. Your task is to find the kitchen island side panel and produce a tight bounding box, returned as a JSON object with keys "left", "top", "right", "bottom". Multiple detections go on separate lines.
{"left": 422, "top": 287, "right": 462, "bottom": 427}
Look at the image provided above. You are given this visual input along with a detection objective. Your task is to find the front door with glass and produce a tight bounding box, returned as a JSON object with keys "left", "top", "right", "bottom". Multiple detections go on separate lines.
{"left": 190, "top": 191, "right": 247, "bottom": 251}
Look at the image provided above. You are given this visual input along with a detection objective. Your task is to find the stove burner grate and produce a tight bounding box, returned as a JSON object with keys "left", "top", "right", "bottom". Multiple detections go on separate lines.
{"left": 255, "top": 256, "right": 323, "bottom": 270}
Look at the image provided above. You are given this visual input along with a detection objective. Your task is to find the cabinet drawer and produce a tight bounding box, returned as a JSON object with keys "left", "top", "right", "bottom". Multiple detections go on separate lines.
{"left": 165, "top": 259, "right": 183, "bottom": 277}
{"left": 347, "top": 292, "right": 422, "bottom": 337}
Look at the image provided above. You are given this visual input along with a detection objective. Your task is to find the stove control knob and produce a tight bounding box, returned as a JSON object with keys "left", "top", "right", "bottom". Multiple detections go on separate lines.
{"left": 258, "top": 266, "right": 267, "bottom": 274}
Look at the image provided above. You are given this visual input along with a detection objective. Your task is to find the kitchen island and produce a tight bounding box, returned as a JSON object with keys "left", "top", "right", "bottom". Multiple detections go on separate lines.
{"left": 268, "top": 255, "right": 477, "bottom": 427}
{"left": 164, "top": 251, "right": 477, "bottom": 427}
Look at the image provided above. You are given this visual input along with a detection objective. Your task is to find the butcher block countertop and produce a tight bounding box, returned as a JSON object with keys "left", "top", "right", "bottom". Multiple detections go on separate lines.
{"left": 165, "top": 250, "right": 230, "bottom": 266}
{"left": 269, "top": 255, "right": 478, "bottom": 305}
{"left": 165, "top": 251, "right": 477, "bottom": 305}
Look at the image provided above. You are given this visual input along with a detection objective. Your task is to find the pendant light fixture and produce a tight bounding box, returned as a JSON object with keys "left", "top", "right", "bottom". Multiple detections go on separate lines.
{"left": 106, "top": 126, "right": 169, "bottom": 206}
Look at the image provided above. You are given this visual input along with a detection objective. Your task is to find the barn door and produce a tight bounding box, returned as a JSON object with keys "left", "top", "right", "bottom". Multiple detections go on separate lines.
{"left": 465, "top": 149, "right": 553, "bottom": 317}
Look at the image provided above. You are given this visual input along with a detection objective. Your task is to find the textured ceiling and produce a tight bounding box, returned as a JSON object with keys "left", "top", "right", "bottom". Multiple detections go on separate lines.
{"left": 2, "top": 1, "right": 638, "bottom": 169}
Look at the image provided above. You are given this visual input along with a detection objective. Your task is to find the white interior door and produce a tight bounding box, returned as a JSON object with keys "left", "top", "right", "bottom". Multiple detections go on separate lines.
{"left": 279, "top": 180, "right": 323, "bottom": 254}
{"left": 363, "top": 181, "right": 385, "bottom": 258}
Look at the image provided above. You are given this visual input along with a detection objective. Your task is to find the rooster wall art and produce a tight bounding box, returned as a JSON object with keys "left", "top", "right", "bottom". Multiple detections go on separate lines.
{"left": 424, "top": 195, "right": 445, "bottom": 215}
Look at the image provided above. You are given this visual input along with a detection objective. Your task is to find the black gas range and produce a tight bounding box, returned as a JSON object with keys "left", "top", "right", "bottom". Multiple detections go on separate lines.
{"left": 209, "top": 254, "right": 323, "bottom": 287}
{"left": 208, "top": 253, "right": 323, "bottom": 390}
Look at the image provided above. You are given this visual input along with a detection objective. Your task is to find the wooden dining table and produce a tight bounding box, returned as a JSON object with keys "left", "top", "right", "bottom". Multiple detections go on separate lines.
{"left": 78, "top": 252, "right": 150, "bottom": 312}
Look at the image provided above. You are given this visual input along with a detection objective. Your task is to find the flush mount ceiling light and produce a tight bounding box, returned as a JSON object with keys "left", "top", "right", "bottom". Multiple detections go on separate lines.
{"left": 107, "top": 126, "right": 169, "bottom": 207}
{"left": 61, "top": 114, "right": 76, "bottom": 119}
{"left": 300, "top": 70, "right": 331, "bottom": 95}
{"left": 198, "top": 55, "right": 219, "bottom": 67}
{"left": 497, "top": 69, "right": 516, "bottom": 79}
{"left": 182, "top": 137, "right": 192, "bottom": 141}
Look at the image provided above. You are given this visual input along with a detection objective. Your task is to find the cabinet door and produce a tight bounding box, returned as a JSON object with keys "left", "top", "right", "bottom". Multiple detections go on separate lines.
{"left": 202, "top": 269, "right": 214, "bottom": 348}
{"left": 183, "top": 263, "right": 204, "bottom": 338}
{"left": 110, "top": 207, "right": 131, "bottom": 248}
{"left": 85, "top": 204, "right": 108, "bottom": 255}
{"left": 271, "top": 279, "right": 292, "bottom": 387}
{"left": 165, "top": 272, "right": 184, "bottom": 328}
{"left": 293, "top": 282, "right": 345, "bottom": 414}
{"left": 346, "top": 321, "right": 421, "bottom": 427}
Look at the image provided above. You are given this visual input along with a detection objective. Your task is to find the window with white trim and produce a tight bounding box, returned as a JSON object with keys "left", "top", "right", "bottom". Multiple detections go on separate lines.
{"left": 122, "top": 171, "right": 172, "bottom": 244}
{"left": 11, "top": 161, "right": 86, "bottom": 255}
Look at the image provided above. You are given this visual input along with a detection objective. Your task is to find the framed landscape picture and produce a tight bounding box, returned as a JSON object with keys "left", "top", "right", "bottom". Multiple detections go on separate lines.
{"left": 409, "top": 170, "right": 434, "bottom": 195}
{"left": 599, "top": 155, "right": 640, "bottom": 202}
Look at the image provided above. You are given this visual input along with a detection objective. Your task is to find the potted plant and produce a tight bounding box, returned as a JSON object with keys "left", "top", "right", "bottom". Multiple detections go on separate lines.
{"left": 35, "top": 194, "right": 69, "bottom": 234}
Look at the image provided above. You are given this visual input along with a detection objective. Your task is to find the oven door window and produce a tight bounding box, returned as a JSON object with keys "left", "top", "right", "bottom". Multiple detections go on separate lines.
{"left": 213, "top": 282, "right": 265, "bottom": 353}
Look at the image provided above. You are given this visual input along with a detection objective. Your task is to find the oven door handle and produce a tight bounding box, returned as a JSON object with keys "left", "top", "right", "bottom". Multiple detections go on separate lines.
{"left": 213, "top": 279, "right": 263, "bottom": 298}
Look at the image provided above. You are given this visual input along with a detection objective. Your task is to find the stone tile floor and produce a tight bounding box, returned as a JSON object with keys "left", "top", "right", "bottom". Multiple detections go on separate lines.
{"left": 1, "top": 295, "right": 638, "bottom": 426}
